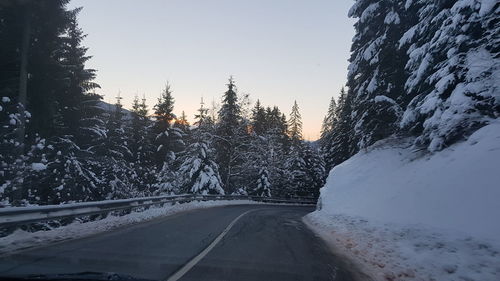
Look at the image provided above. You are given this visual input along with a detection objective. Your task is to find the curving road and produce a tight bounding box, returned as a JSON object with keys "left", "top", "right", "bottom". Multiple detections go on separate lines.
{"left": 0, "top": 205, "right": 354, "bottom": 281}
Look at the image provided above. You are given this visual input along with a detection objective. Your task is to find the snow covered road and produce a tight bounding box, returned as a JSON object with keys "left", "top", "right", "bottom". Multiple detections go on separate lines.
{"left": 0, "top": 205, "right": 353, "bottom": 281}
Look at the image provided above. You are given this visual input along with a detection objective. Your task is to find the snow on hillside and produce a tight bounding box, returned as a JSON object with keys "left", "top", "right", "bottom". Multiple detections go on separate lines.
{"left": 97, "top": 101, "right": 134, "bottom": 120}
{"left": 305, "top": 121, "right": 500, "bottom": 281}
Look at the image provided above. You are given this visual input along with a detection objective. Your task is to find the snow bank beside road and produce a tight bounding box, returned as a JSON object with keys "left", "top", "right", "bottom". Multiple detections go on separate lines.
{"left": 318, "top": 121, "right": 500, "bottom": 239}
{"left": 0, "top": 200, "right": 258, "bottom": 255}
{"left": 306, "top": 121, "right": 500, "bottom": 281}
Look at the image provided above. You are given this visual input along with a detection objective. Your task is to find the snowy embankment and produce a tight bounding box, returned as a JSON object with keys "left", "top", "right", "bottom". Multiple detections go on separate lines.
{"left": 0, "top": 200, "right": 258, "bottom": 255}
{"left": 305, "top": 122, "right": 500, "bottom": 281}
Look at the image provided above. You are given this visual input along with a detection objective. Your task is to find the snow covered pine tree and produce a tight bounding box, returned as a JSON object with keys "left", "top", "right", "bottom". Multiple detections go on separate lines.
{"left": 152, "top": 83, "right": 185, "bottom": 194}
{"left": 179, "top": 99, "right": 224, "bottom": 195}
{"left": 400, "top": 0, "right": 500, "bottom": 151}
{"left": 214, "top": 77, "right": 248, "bottom": 194}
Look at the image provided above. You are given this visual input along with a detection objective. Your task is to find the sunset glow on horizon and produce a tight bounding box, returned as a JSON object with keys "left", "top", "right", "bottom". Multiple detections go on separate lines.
{"left": 70, "top": 0, "right": 355, "bottom": 140}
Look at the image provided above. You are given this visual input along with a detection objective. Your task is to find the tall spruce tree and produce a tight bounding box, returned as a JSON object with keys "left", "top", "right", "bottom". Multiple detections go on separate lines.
{"left": 346, "top": 0, "right": 407, "bottom": 151}
{"left": 288, "top": 101, "right": 303, "bottom": 144}
{"left": 44, "top": 10, "right": 107, "bottom": 203}
{"left": 301, "top": 143, "right": 326, "bottom": 198}
{"left": 0, "top": 0, "right": 73, "bottom": 140}
{"left": 179, "top": 100, "right": 224, "bottom": 195}
{"left": 94, "top": 95, "right": 131, "bottom": 160}
{"left": 92, "top": 95, "right": 136, "bottom": 199}
{"left": 321, "top": 88, "right": 354, "bottom": 171}
{"left": 284, "top": 144, "right": 307, "bottom": 198}
{"left": 130, "top": 95, "right": 155, "bottom": 195}
{"left": 1, "top": 5, "right": 111, "bottom": 205}
{"left": 152, "top": 83, "right": 184, "bottom": 194}
{"left": 0, "top": 0, "right": 76, "bottom": 205}
{"left": 320, "top": 96, "right": 337, "bottom": 142}
{"left": 130, "top": 95, "right": 149, "bottom": 162}
{"left": 320, "top": 95, "right": 337, "bottom": 166}
{"left": 283, "top": 101, "right": 309, "bottom": 197}
{"left": 214, "top": 77, "right": 248, "bottom": 193}
{"left": 57, "top": 9, "right": 101, "bottom": 139}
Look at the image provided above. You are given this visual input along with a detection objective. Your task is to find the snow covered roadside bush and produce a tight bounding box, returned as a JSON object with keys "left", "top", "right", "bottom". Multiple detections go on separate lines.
{"left": 0, "top": 200, "right": 257, "bottom": 254}
{"left": 305, "top": 121, "right": 500, "bottom": 281}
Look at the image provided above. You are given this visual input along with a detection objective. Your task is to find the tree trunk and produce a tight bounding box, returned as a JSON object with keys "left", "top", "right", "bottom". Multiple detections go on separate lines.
{"left": 16, "top": 2, "right": 31, "bottom": 155}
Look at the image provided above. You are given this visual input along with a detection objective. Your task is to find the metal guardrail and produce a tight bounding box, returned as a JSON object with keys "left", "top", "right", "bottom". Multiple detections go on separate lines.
{"left": 0, "top": 194, "right": 317, "bottom": 227}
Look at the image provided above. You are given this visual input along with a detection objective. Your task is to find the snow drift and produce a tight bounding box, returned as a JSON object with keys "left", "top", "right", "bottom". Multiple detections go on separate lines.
{"left": 306, "top": 121, "right": 500, "bottom": 281}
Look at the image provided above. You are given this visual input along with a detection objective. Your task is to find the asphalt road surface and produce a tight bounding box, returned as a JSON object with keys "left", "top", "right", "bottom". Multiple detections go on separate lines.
{"left": 0, "top": 205, "right": 354, "bottom": 281}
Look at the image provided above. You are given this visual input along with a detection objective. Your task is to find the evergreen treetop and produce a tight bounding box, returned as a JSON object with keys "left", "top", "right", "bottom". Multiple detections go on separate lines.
{"left": 288, "top": 100, "right": 303, "bottom": 144}
{"left": 154, "top": 83, "right": 176, "bottom": 125}
{"left": 251, "top": 100, "right": 267, "bottom": 135}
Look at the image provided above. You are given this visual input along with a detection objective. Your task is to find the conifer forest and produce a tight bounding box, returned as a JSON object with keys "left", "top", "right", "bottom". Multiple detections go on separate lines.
{"left": 0, "top": 1, "right": 329, "bottom": 206}
{"left": 0, "top": 0, "right": 498, "bottom": 208}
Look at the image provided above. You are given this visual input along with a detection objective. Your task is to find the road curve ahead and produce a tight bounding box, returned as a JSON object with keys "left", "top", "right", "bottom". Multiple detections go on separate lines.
{"left": 0, "top": 205, "right": 354, "bottom": 281}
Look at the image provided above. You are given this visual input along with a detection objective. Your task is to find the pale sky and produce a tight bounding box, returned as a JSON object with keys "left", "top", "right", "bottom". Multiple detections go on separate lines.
{"left": 69, "top": 0, "right": 355, "bottom": 140}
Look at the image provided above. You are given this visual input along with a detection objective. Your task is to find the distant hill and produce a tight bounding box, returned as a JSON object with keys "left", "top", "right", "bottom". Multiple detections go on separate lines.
{"left": 97, "top": 101, "right": 134, "bottom": 121}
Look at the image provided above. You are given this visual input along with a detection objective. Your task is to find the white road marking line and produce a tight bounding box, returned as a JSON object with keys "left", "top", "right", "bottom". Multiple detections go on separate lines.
{"left": 164, "top": 208, "right": 261, "bottom": 281}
